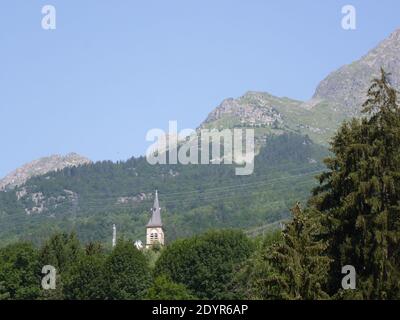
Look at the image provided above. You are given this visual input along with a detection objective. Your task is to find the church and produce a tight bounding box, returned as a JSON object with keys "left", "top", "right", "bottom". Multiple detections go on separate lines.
{"left": 111, "top": 190, "right": 165, "bottom": 249}
{"left": 146, "top": 190, "right": 165, "bottom": 248}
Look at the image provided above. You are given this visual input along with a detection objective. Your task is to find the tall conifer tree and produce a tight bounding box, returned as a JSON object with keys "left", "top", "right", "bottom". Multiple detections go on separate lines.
{"left": 312, "top": 69, "right": 400, "bottom": 299}
{"left": 262, "top": 203, "right": 331, "bottom": 300}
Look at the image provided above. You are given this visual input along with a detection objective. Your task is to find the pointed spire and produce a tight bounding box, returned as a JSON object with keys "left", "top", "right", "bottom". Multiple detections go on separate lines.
{"left": 147, "top": 190, "right": 163, "bottom": 227}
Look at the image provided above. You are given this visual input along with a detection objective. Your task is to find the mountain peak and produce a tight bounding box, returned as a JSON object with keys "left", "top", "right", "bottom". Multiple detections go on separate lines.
{"left": 199, "top": 91, "right": 301, "bottom": 131}
{"left": 0, "top": 153, "right": 91, "bottom": 190}
{"left": 311, "top": 27, "right": 400, "bottom": 114}
{"left": 387, "top": 27, "right": 400, "bottom": 40}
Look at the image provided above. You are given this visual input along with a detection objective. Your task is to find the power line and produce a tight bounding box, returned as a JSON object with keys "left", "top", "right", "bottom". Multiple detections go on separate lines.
{"left": 54, "top": 179, "right": 316, "bottom": 212}
{"left": 45, "top": 162, "right": 324, "bottom": 202}
{"left": 20, "top": 166, "right": 326, "bottom": 214}
{"left": 42, "top": 166, "right": 325, "bottom": 206}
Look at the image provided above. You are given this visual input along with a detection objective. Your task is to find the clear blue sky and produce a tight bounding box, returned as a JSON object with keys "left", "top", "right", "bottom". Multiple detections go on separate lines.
{"left": 0, "top": 0, "right": 399, "bottom": 177}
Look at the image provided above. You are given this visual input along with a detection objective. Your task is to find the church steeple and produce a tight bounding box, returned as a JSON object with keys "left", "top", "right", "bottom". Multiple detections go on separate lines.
{"left": 146, "top": 190, "right": 165, "bottom": 248}
{"left": 147, "top": 190, "right": 163, "bottom": 227}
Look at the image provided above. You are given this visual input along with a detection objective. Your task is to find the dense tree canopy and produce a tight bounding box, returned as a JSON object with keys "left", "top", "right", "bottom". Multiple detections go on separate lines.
{"left": 63, "top": 251, "right": 107, "bottom": 300}
{"left": 233, "top": 204, "right": 331, "bottom": 300}
{"left": 103, "top": 240, "right": 151, "bottom": 300}
{"left": 146, "top": 275, "right": 196, "bottom": 300}
{"left": 154, "top": 229, "right": 254, "bottom": 299}
{"left": 262, "top": 204, "right": 331, "bottom": 299}
{"left": 1, "top": 71, "right": 400, "bottom": 300}
{"left": 0, "top": 133, "right": 328, "bottom": 247}
{"left": 0, "top": 243, "right": 41, "bottom": 299}
{"left": 312, "top": 69, "right": 400, "bottom": 299}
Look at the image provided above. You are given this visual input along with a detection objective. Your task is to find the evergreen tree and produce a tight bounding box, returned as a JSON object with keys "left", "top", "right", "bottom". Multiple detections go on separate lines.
{"left": 231, "top": 230, "right": 282, "bottom": 299}
{"left": 312, "top": 69, "right": 400, "bottom": 299}
{"left": 39, "top": 232, "right": 84, "bottom": 300}
{"left": 39, "top": 232, "right": 83, "bottom": 274}
{"left": 259, "top": 203, "right": 331, "bottom": 300}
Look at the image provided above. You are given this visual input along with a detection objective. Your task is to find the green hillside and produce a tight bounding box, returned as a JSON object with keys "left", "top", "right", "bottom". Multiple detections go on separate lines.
{"left": 0, "top": 133, "right": 328, "bottom": 247}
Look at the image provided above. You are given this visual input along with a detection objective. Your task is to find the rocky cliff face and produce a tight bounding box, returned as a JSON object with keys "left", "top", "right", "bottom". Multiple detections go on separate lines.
{"left": 201, "top": 92, "right": 292, "bottom": 129}
{"left": 199, "top": 28, "right": 400, "bottom": 145}
{"left": 199, "top": 90, "right": 344, "bottom": 146}
{"left": 311, "top": 28, "right": 400, "bottom": 115}
{"left": 0, "top": 153, "right": 91, "bottom": 190}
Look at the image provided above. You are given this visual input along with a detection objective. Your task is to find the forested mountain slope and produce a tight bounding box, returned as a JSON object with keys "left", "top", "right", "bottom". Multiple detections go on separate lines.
{"left": 0, "top": 134, "right": 328, "bottom": 246}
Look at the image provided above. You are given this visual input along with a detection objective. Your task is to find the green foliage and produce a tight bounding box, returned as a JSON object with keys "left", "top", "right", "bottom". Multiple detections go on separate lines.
{"left": 85, "top": 241, "right": 104, "bottom": 256}
{"left": 39, "top": 232, "right": 83, "bottom": 274}
{"left": 231, "top": 230, "right": 283, "bottom": 299}
{"left": 38, "top": 233, "right": 85, "bottom": 300}
{"left": 0, "top": 230, "right": 253, "bottom": 300}
{"left": 0, "top": 134, "right": 328, "bottom": 247}
{"left": 262, "top": 204, "right": 331, "bottom": 299}
{"left": 144, "top": 247, "right": 162, "bottom": 270}
{"left": 312, "top": 69, "right": 400, "bottom": 299}
{"left": 63, "top": 252, "right": 107, "bottom": 300}
{"left": 155, "top": 229, "right": 254, "bottom": 299}
{"left": 146, "top": 275, "right": 196, "bottom": 300}
{"left": 0, "top": 243, "right": 41, "bottom": 300}
{"left": 0, "top": 281, "right": 10, "bottom": 300}
{"left": 3, "top": 70, "right": 400, "bottom": 301}
{"left": 103, "top": 240, "right": 151, "bottom": 300}
{"left": 233, "top": 205, "right": 331, "bottom": 300}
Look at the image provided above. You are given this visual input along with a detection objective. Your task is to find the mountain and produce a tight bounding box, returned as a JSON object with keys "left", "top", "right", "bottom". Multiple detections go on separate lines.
{"left": 1, "top": 28, "right": 399, "bottom": 247}
{"left": 311, "top": 28, "right": 400, "bottom": 116}
{"left": 0, "top": 134, "right": 328, "bottom": 246}
{"left": 201, "top": 28, "right": 400, "bottom": 145}
{"left": 200, "top": 91, "right": 346, "bottom": 146}
{"left": 0, "top": 153, "right": 91, "bottom": 191}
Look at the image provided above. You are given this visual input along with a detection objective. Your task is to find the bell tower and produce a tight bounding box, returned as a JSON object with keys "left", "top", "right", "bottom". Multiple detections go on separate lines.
{"left": 146, "top": 190, "right": 165, "bottom": 248}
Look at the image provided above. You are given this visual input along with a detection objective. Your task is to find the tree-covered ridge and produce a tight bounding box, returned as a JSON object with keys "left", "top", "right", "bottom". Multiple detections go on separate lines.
{"left": 0, "top": 133, "right": 328, "bottom": 247}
